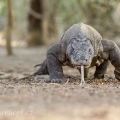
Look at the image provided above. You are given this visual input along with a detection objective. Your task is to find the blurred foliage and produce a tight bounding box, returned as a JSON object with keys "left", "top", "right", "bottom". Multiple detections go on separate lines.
{"left": 0, "top": 0, "right": 29, "bottom": 39}
{"left": 0, "top": 0, "right": 120, "bottom": 41}
{"left": 0, "top": 0, "right": 6, "bottom": 30}
{"left": 0, "top": 0, "right": 6, "bottom": 15}
{"left": 12, "top": 0, "right": 29, "bottom": 39}
{"left": 57, "top": 0, "right": 120, "bottom": 38}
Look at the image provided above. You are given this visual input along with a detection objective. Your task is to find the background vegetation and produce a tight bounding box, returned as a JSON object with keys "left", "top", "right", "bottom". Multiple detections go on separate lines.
{"left": 0, "top": 0, "right": 120, "bottom": 54}
{"left": 0, "top": 2, "right": 120, "bottom": 119}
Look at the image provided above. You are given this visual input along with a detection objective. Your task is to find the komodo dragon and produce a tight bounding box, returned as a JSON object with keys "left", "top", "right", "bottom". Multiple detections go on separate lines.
{"left": 30, "top": 23, "right": 120, "bottom": 83}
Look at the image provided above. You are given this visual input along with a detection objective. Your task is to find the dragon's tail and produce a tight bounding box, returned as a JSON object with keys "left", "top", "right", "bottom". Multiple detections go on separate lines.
{"left": 34, "top": 64, "right": 41, "bottom": 68}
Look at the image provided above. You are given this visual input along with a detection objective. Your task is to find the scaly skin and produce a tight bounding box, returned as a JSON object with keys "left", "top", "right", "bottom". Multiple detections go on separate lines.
{"left": 30, "top": 23, "right": 120, "bottom": 83}
{"left": 30, "top": 39, "right": 120, "bottom": 82}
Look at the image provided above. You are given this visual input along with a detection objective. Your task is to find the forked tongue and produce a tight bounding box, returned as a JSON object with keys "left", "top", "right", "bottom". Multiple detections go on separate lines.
{"left": 80, "top": 65, "right": 85, "bottom": 86}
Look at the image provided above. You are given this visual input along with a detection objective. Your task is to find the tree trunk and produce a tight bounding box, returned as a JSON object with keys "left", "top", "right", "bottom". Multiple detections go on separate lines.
{"left": 41, "top": 0, "right": 48, "bottom": 45}
{"left": 27, "top": 0, "right": 49, "bottom": 46}
{"left": 27, "top": 0, "right": 59, "bottom": 46}
{"left": 6, "top": 0, "right": 13, "bottom": 55}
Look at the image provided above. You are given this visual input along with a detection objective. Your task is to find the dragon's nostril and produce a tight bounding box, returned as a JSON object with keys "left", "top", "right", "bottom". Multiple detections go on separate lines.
{"left": 86, "top": 59, "right": 88, "bottom": 62}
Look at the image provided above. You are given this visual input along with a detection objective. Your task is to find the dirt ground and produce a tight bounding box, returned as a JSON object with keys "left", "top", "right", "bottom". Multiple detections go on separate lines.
{"left": 0, "top": 47, "right": 120, "bottom": 120}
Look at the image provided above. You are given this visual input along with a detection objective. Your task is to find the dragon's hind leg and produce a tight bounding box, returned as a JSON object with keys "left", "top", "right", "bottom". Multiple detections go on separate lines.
{"left": 30, "top": 59, "right": 48, "bottom": 77}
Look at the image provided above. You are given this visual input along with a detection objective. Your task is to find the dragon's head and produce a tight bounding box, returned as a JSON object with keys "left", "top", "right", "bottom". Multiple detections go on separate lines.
{"left": 66, "top": 36, "right": 94, "bottom": 68}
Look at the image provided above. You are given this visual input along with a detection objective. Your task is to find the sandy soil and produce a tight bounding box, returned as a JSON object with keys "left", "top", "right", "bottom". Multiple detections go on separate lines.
{"left": 0, "top": 47, "right": 120, "bottom": 120}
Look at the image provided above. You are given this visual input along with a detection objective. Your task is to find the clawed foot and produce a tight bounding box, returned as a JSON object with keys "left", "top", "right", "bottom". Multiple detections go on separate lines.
{"left": 29, "top": 74, "right": 67, "bottom": 84}
{"left": 94, "top": 74, "right": 110, "bottom": 79}
{"left": 46, "top": 78, "right": 67, "bottom": 84}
